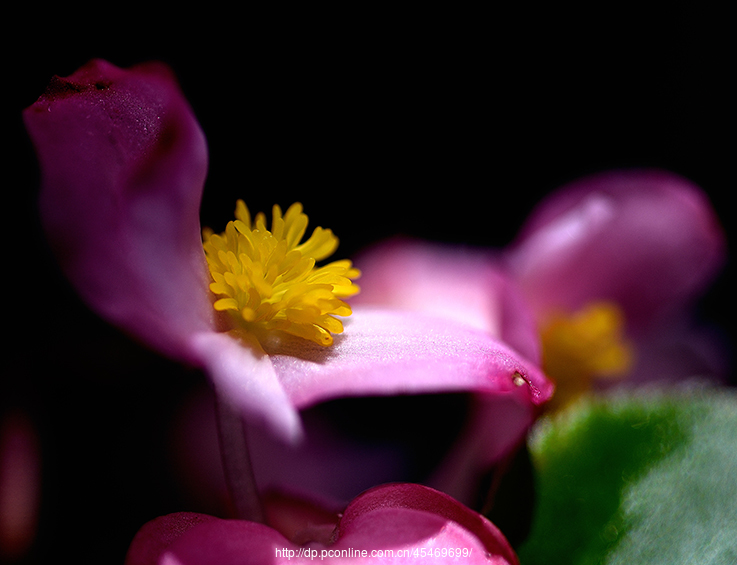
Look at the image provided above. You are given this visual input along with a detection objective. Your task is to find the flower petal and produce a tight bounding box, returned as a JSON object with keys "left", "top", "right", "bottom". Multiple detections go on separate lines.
{"left": 24, "top": 59, "right": 214, "bottom": 362}
{"left": 337, "top": 483, "right": 519, "bottom": 564}
{"left": 507, "top": 169, "right": 726, "bottom": 330}
{"left": 125, "top": 512, "right": 290, "bottom": 565}
{"left": 187, "top": 331, "right": 303, "bottom": 443}
{"left": 125, "top": 485, "right": 519, "bottom": 564}
{"left": 353, "top": 238, "right": 540, "bottom": 362}
{"left": 263, "top": 307, "right": 553, "bottom": 409}
{"left": 125, "top": 512, "right": 219, "bottom": 565}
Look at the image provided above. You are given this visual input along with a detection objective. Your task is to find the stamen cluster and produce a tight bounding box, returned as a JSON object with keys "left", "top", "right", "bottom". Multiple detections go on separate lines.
{"left": 540, "top": 301, "right": 633, "bottom": 410}
{"left": 203, "top": 201, "right": 360, "bottom": 346}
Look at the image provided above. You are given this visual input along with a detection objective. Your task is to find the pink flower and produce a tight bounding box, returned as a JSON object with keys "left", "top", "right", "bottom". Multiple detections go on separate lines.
{"left": 508, "top": 170, "right": 724, "bottom": 326}
{"left": 354, "top": 170, "right": 726, "bottom": 411}
{"left": 24, "top": 59, "right": 552, "bottom": 505}
{"left": 124, "top": 483, "right": 519, "bottom": 565}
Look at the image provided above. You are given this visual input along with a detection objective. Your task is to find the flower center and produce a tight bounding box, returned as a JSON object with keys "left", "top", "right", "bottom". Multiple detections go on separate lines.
{"left": 541, "top": 301, "right": 633, "bottom": 409}
{"left": 202, "top": 201, "right": 360, "bottom": 346}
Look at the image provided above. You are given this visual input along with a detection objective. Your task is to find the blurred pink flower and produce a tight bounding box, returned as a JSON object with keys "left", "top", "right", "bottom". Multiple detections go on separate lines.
{"left": 354, "top": 170, "right": 726, "bottom": 411}
{"left": 125, "top": 483, "right": 519, "bottom": 565}
{"left": 510, "top": 172, "right": 724, "bottom": 355}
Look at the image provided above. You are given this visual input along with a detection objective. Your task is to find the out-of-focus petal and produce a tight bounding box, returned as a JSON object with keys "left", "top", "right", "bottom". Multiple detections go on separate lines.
{"left": 125, "top": 484, "right": 519, "bottom": 564}
{"left": 626, "top": 314, "right": 731, "bottom": 383}
{"left": 0, "top": 410, "right": 40, "bottom": 561}
{"left": 125, "top": 512, "right": 219, "bottom": 565}
{"left": 126, "top": 512, "right": 287, "bottom": 565}
{"left": 507, "top": 169, "right": 726, "bottom": 330}
{"left": 24, "top": 59, "right": 214, "bottom": 362}
{"left": 353, "top": 238, "right": 540, "bottom": 362}
{"left": 263, "top": 307, "right": 552, "bottom": 410}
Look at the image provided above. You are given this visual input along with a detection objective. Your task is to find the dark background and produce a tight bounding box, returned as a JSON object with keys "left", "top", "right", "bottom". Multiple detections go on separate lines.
{"left": 6, "top": 7, "right": 734, "bottom": 563}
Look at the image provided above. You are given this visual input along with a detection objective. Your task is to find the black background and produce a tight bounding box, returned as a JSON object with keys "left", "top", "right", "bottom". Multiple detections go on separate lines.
{"left": 6, "top": 6, "right": 734, "bottom": 563}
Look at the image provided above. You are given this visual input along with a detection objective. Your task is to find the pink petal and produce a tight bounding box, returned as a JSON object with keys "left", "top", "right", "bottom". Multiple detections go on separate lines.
{"left": 187, "top": 331, "right": 303, "bottom": 443}
{"left": 125, "top": 512, "right": 219, "bottom": 565}
{"left": 262, "top": 307, "right": 552, "bottom": 409}
{"left": 125, "top": 485, "right": 518, "bottom": 564}
{"left": 330, "top": 506, "right": 512, "bottom": 564}
{"left": 353, "top": 238, "right": 540, "bottom": 362}
{"left": 243, "top": 307, "right": 551, "bottom": 502}
{"left": 337, "top": 483, "right": 518, "bottom": 564}
{"left": 125, "top": 512, "right": 291, "bottom": 565}
{"left": 23, "top": 60, "right": 305, "bottom": 441}
{"left": 24, "top": 59, "right": 214, "bottom": 362}
{"left": 507, "top": 169, "right": 726, "bottom": 330}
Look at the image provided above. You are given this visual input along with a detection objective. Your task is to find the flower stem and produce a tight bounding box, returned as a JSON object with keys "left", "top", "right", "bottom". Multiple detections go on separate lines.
{"left": 214, "top": 393, "right": 265, "bottom": 523}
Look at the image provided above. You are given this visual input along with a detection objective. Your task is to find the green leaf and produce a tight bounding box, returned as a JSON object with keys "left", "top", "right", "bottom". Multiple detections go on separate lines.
{"left": 517, "top": 387, "right": 737, "bottom": 565}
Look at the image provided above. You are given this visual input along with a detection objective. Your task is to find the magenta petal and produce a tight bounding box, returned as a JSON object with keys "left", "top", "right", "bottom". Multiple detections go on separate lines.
{"left": 162, "top": 521, "right": 293, "bottom": 565}
{"left": 265, "top": 307, "right": 553, "bottom": 409}
{"left": 126, "top": 512, "right": 292, "bottom": 565}
{"left": 507, "top": 169, "right": 726, "bottom": 329}
{"left": 336, "top": 483, "right": 519, "bottom": 564}
{"left": 353, "top": 238, "right": 541, "bottom": 363}
{"left": 126, "top": 486, "right": 518, "bottom": 564}
{"left": 125, "top": 512, "right": 220, "bottom": 565}
{"left": 24, "top": 59, "right": 214, "bottom": 362}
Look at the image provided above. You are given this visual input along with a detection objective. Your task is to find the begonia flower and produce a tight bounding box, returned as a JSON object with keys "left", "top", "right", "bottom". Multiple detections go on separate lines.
{"left": 353, "top": 170, "right": 726, "bottom": 412}
{"left": 125, "top": 483, "right": 519, "bottom": 565}
{"left": 24, "top": 59, "right": 552, "bottom": 508}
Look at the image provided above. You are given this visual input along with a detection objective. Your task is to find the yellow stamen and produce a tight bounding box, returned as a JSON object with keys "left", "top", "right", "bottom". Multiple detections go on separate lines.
{"left": 541, "top": 301, "right": 633, "bottom": 410}
{"left": 203, "top": 201, "right": 360, "bottom": 346}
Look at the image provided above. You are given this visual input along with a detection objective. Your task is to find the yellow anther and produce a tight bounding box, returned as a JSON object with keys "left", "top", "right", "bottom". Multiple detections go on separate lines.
{"left": 203, "top": 201, "right": 360, "bottom": 346}
{"left": 541, "top": 301, "right": 633, "bottom": 410}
